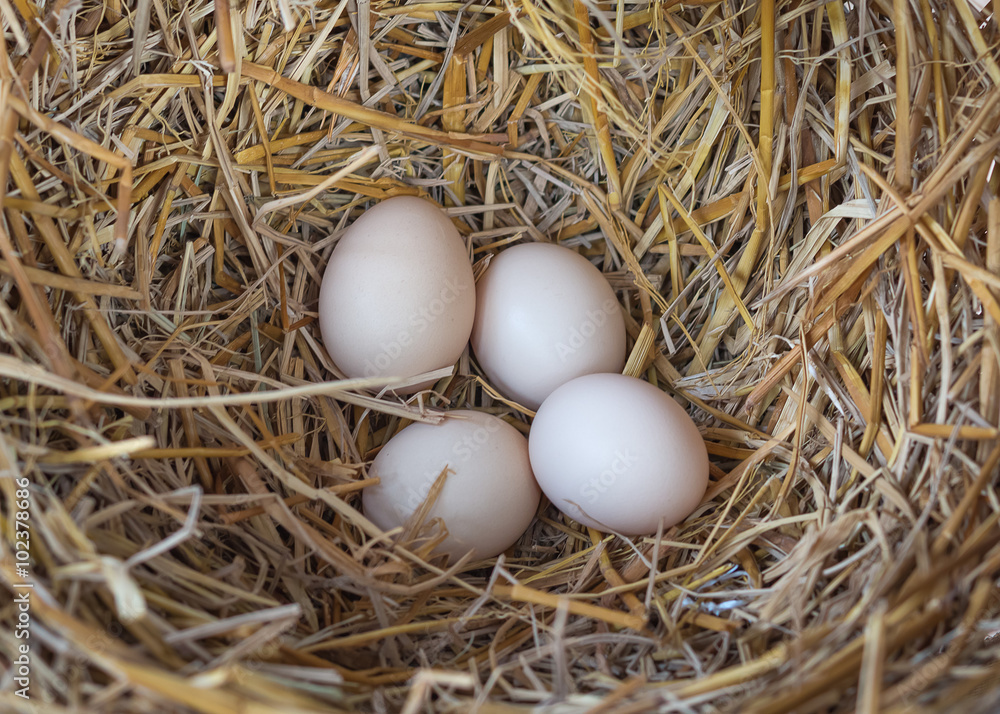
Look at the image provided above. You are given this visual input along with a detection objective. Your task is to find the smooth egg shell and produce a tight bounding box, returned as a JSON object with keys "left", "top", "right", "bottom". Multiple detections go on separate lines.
{"left": 528, "top": 373, "right": 709, "bottom": 536}
{"left": 318, "top": 196, "right": 475, "bottom": 388}
{"left": 363, "top": 410, "right": 540, "bottom": 561}
{"left": 471, "top": 242, "right": 626, "bottom": 409}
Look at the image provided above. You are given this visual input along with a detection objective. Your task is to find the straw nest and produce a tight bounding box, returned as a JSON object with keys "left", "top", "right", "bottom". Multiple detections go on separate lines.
{"left": 1, "top": 0, "right": 1000, "bottom": 712}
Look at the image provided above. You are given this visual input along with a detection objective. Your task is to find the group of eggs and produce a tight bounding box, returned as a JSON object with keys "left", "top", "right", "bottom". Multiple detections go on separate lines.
{"left": 318, "top": 196, "right": 709, "bottom": 561}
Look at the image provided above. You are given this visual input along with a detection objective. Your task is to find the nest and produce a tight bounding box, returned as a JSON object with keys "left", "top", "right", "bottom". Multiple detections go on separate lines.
{"left": 2, "top": 0, "right": 1000, "bottom": 712}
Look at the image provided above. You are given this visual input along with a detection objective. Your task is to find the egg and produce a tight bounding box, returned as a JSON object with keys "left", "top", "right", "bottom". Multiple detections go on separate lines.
{"left": 528, "top": 373, "right": 709, "bottom": 536}
{"left": 471, "top": 242, "right": 626, "bottom": 409}
{"left": 318, "top": 196, "right": 475, "bottom": 389}
{"left": 363, "top": 410, "right": 540, "bottom": 561}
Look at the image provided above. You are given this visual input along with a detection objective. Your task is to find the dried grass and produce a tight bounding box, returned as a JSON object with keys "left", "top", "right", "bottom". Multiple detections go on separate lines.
{"left": 1, "top": 0, "right": 1000, "bottom": 712}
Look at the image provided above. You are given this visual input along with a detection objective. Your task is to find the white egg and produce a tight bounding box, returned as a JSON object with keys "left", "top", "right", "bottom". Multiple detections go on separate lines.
{"left": 471, "top": 242, "right": 626, "bottom": 409}
{"left": 363, "top": 410, "right": 540, "bottom": 561}
{"left": 318, "top": 196, "right": 475, "bottom": 389}
{"left": 528, "top": 373, "right": 709, "bottom": 536}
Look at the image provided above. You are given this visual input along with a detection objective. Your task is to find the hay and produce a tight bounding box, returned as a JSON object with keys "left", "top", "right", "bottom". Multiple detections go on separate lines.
{"left": 1, "top": 0, "right": 1000, "bottom": 712}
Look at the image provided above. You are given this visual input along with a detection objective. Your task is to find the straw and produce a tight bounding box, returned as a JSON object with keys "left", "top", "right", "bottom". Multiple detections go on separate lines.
{"left": 1, "top": 0, "right": 999, "bottom": 712}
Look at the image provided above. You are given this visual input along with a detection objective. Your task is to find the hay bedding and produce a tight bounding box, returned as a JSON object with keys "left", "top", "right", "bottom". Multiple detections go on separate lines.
{"left": 1, "top": 0, "right": 999, "bottom": 711}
